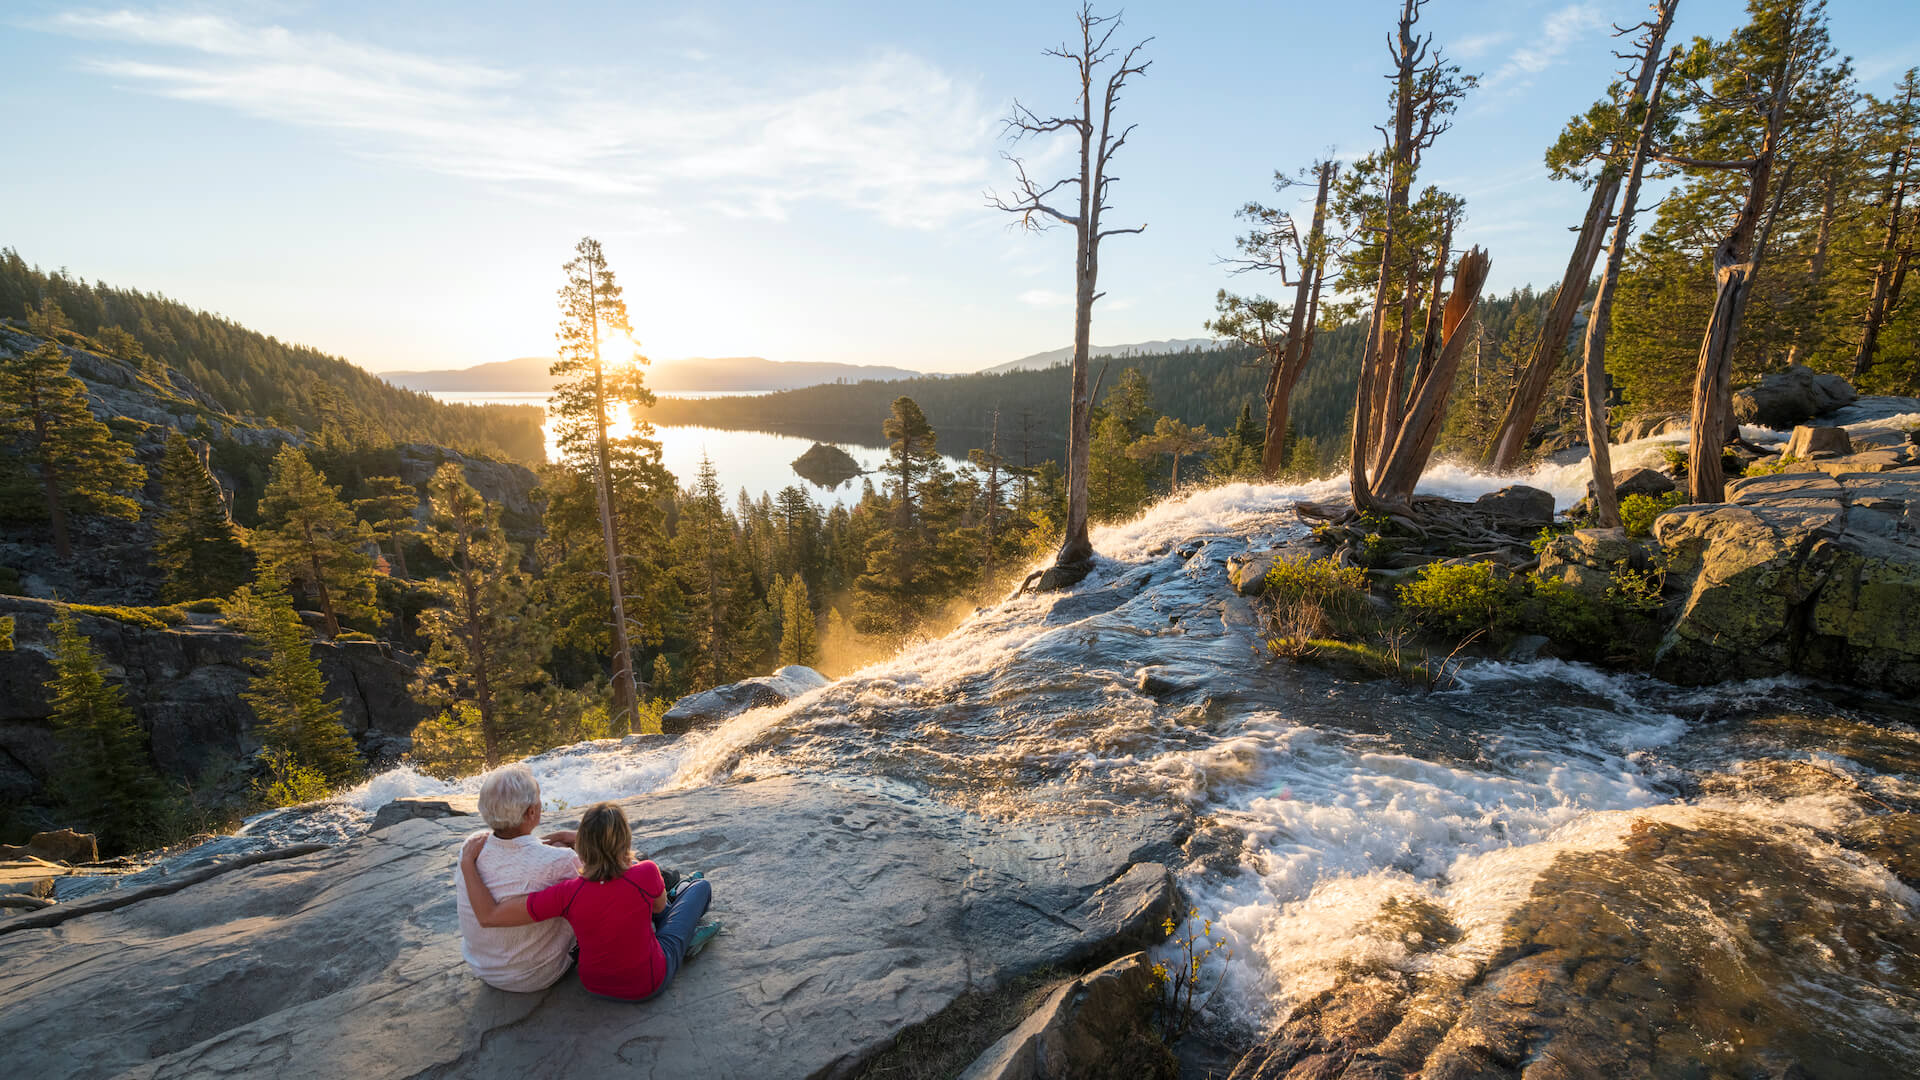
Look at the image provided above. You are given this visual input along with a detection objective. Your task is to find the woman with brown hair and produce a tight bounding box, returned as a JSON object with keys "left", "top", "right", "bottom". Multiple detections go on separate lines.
{"left": 460, "top": 801, "right": 717, "bottom": 1001}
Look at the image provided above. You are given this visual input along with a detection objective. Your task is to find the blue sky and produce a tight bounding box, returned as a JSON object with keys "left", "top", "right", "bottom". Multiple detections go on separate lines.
{"left": 4, "top": 1, "right": 1917, "bottom": 375}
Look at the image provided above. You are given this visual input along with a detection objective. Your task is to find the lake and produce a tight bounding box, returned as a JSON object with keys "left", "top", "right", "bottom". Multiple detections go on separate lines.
{"left": 428, "top": 391, "right": 967, "bottom": 508}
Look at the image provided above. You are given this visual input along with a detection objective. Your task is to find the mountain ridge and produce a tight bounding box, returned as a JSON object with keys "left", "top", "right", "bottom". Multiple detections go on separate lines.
{"left": 383, "top": 355, "right": 925, "bottom": 393}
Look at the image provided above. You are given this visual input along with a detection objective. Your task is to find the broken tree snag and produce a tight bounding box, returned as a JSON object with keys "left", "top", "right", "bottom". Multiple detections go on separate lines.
{"left": 1261, "top": 160, "right": 1337, "bottom": 479}
{"left": 1688, "top": 255, "right": 1750, "bottom": 504}
{"left": 1373, "top": 246, "right": 1492, "bottom": 503}
{"left": 1583, "top": 3, "right": 1679, "bottom": 529}
{"left": 1482, "top": 174, "right": 1618, "bottom": 473}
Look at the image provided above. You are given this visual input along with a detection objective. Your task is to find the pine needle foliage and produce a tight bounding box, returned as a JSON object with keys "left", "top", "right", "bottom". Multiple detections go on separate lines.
{"left": 153, "top": 431, "right": 251, "bottom": 601}
{"left": 225, "top": 578, "right": 363, "bottom": 792}
{"left": 0, "top": 341, "right": 143, "bottom": 559}
{"left": 46, "top": 611, "right": 166, "bottom": 851}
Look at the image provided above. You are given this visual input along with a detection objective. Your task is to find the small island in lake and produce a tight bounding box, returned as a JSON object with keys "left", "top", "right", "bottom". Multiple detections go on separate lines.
{"left": 790, "top": 442, "right": 864, "bottom": 489}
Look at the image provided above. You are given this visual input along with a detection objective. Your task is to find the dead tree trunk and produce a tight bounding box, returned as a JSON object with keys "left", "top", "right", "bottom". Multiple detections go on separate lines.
{"left": 1373, "top": 246, "right": 1493, "bottom": 502}
{"left": 1583, "top": 11, "right": 1678, "bottom": 529}
{"left": 1854, "top": 106, "right": 1915, "bottom": 376}
{"left": 993, "top": 5, "right": 1149, "bottom": 585}
{"left": 1261, "top": 161, "right": 1337, "bottom": 478}
{"left": 1482, "top": 175, "right": 1619, "bottom": 472}
{"left": 1349, "top": 0, "right": 1429, "bottom": 513}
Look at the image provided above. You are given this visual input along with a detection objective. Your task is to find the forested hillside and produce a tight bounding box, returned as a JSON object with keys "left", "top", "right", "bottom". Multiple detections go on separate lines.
{"left": 649, "top": 288, "right": 1571, "bottom": 470}
{"left": 0, "top": 250, "right": 544, "bottom": 463}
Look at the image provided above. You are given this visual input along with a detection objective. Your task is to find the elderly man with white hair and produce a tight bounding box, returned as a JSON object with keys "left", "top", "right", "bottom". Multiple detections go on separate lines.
{"left": 454, "top": 764, "right": 583, "bottom": 992}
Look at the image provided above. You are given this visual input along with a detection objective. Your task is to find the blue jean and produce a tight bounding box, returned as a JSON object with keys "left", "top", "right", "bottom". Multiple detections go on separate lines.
{"left": 639, "top": 878, "right": 711, "bottom": 1001}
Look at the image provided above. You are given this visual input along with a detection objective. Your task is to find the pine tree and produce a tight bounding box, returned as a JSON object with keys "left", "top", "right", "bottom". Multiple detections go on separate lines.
{"left": 353, "top": 476, "right": 421, "bottom": 580}
{"left": 152, "top": 432, "right": 251, "bottom": 601}
{"left": 669, "top": 456, "right": 754, "bottom": 690}
{"left": 45, "top": 611, "right": 166, "bottom": 852}
{"left": 226, "top": 579, "right": 363, "bottom": 791}
{"left": 412, "top": 463, "right": 550, "bottom": 767}
{"left": 0, "top": 342, "right": 143, "bottom": 559}
{"left": 778, "top": 574, "right": 819, "bottom": 667}
{"left": 548, "top": 237, "right": 670, "bottom": 733}
{"left": 1128, "top": 416, "right": 1212, "bottom": 494}
{"left": 252, "top": 445, "right": 376, "bottom": 638}
{"left": 1088, "top": 369, "right": 1153, "bottom": 520}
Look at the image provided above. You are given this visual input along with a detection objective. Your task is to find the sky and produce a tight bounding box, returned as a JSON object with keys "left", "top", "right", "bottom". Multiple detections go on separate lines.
{"left": 4, "top": 1, "right": 1918, "bottom": 376}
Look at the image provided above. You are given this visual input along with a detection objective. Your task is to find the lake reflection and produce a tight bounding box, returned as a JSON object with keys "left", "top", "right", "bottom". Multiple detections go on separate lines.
{"left": 426, "top": 391, "right": 966, "bottom": 508}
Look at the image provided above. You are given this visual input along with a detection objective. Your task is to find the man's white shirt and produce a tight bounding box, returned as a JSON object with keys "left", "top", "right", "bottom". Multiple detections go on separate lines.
{"left": 455, "top": 831, "right": 582, "bottom": 992}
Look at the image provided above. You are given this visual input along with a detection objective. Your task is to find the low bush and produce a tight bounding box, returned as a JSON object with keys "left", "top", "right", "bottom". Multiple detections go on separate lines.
{"left": 1397, "top": 562, "right": 1523, "bottom": 636}
{"left": 334, "top": 631, "right": 376, "bottom": 642}
{"left": 1743, "top": 454, "right": 1806, "bottom": 478}
{"left": 1262, "top": 555, "right": 1373, "bottom": 655}
{"left": 1619, "top": 490, "right": 1688, "bottom": 538}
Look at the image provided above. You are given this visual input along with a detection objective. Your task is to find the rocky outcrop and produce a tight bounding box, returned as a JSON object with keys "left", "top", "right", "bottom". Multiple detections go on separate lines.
{"left": 1652, "top": 471, "right": 1920, "bottom": 694}
{"left": 661, "top": 665, "right": 830, "bottom": 734}
{"left": 394, "top": 443, "right": 542, "bottom": 525}
{"left": 368, "top": 795, "right": 479, "bottom": 833}
{"left": 1535, "top": 526, "right": 1649, "bottom": 597}
{"left": 0, "top": 829, "right": 98, "bottom": 865}
{"left": 959, "top": 952, "right": 1172, "bottom": 1080}
{"left": 0, "top": 774, "right": 1180, "bottom": 1080}
{"left": 1732, "top": 363, "right": 1857, "bottom": 429}
{"left": 1616, "top": 413, "right": 1687, "bottom": 441}
{"left": 0, "top": 597, "right": 433, "bottom": 807}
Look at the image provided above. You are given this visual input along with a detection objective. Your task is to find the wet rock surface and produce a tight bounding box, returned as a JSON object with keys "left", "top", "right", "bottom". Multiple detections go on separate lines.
{"left": 660, "top": 664, "right": 829, "bottom": 734}
{"left": 1229, "top": 710, "right": 1920, "bottom": 1080}
{"left": 0, "top": 774, "right": 1181, "bottom": 1080}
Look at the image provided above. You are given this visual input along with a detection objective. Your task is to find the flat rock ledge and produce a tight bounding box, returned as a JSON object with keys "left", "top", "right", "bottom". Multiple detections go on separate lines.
{"left": 0, "top": 774, "right": 1180, "bottom": 1080}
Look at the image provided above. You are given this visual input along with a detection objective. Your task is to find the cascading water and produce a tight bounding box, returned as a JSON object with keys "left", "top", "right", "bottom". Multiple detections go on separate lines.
{"left": 97, "top": 429, "right": 1920, "bottom": 1074}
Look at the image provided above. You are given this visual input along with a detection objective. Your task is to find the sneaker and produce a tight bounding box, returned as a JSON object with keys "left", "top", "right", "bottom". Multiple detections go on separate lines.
{"left": 668, "top": 871, "right": 705, "bottom": 901}
{"left": 684, "top": 919, "right": 722, "bottom": 960}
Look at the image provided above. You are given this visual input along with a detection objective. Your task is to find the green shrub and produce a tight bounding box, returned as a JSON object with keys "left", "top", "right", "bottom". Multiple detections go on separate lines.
{"left": 1529, "top": 573, "right": 1612, "bottom": 652}
{"left": 1265, "top": 556, "right": 1370, "bottom": 612}
{"left": 62, "top": 603, "right": 196, "bottom": 630}
{"left": 1743, "top": 454, "right": 1805, "bottom": 478}
{"left": 1659, "top": 446, "right": 1688, "bottom": 475}
{"left": 1397, "top": 562, "right": 1522, "bottom": 636}
{"left": 1619, "top": 490, "right": 1688, "bottom": 538}
{"left": 334, "top": 631, "right": 376, "bottom": 642}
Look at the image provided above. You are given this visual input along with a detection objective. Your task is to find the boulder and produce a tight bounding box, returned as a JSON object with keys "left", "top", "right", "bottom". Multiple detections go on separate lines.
{"left": 1587, "top": 467, "right": 1674, "bottom": 503}
{"left": 0, "top": 774, "right": 1181, "bottom": 1080}
{"left": 368, "top": 795, "right": 480, "bottom": 833}
{"left": 1617, "top": 414, "right": 1687, "bottom": 441}
{"left": 661, "top": 665, "right": 831, "bottom": 734}
{"left": 1474, "top": 485, "right": 1556, "bottom": 525}
{"left": 958, "top": 952, "right": 1170, "bottom": 1080}
{"left": 21, "top": 830, "right": 96, "bottom": 865}
{"left": 1653, "top": 471, "right": 1920, "bottom": 694}
{"left": 1783, "top": 425, "right": 1852, "bottom": 459}
{"left": 1536, "top": 528, "right": 1645, "bottom": 598}
{"left": 1732, "top": 364, "right": 1857, "bottom": 429}
{"left": 1226, "top": 550, "right": 1277, "bottom": 596}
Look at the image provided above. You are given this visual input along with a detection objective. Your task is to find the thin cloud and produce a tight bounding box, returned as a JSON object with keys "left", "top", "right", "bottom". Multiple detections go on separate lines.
{"left": 1481, "top": 3, "right": 1605, "bottom": 95}
{"left": 44, "top": 9, "right": 999, "bottom": 229}
{"left": 1019, "top": 288, "right": 1070, "bottom": 308}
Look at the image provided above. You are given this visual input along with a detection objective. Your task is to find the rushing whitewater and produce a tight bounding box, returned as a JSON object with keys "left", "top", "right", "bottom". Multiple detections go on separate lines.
{"left": 144, "top": 435, "right": 1919, "bottom": 1072}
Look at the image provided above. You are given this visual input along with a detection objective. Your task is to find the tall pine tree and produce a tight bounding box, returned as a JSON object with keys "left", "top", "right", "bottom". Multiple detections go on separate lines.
{"left": 46, "top": 611, "right": 166, "bottom": 853}
{"left": 0, "top": 342, "right": 143, "bottom": 559}
{"left": 412, "top": 463, "right": 550, "bottom": 767}
{"left": 226, "top": 578, "right": 363, "bottom": 792}
{"left": 152, "top": 432, "right": 251, "bottom": 601}
{"left": 252, "top": 445, "right": 376, "bottom": 638}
